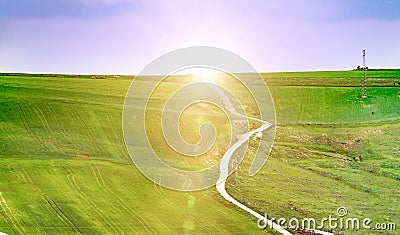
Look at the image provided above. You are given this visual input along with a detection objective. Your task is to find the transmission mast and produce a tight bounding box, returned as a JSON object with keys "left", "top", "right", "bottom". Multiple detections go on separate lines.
{"left": 361, "top": 49, "right": 367, "bottom": 98}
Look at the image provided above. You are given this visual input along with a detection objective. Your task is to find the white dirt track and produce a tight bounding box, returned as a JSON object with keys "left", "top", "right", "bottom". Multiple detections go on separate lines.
{"left": 210, "top": 83, "right": 292, "bottom": 234}
{"left": 211, "top": 83, "right": 334, "bottom": 235}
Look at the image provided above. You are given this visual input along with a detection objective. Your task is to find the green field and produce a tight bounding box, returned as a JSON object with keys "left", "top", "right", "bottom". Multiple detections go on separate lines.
{"left": 1, "top": 70, "right": 399, "bottom": 234}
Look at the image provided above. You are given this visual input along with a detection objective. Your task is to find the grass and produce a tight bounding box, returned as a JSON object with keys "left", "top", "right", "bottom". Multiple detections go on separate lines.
{"left": 1, "top": 156, "right": 272, "bottom": 234}
{"left": 0, "top": 75, "right": 268, "bottom": 234}
{"left": 228, "top": 122, "right": 400, "bottom": 234}
{"left": 1, "top": 70, "right": 400, "bottom": 234}
{"left": 271, "top": 86, "right": 400, "bottom": 124}
{"left": 227, "top": 70, "right": 400, "bottom": 234}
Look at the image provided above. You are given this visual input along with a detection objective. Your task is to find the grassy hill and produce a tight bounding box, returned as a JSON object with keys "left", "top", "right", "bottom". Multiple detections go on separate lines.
{"left": 1, "top": 70, "right": 399, "bottom": 234}
{"left": 231, "top": 70, "right": 400, "bottom": 234}
{"left": 0, "top": 75, "right": 267, "bottom": 234}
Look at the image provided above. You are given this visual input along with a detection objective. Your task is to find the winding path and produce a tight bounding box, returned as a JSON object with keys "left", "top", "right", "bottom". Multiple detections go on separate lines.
{"left": 208, "top": 83, "right": 292, "bottom": 234}
{"left": 215, "top": 122, "right": 293, "bottom": 235}
{"left": 210, "top": 83, "right": 334, "bottom": 235}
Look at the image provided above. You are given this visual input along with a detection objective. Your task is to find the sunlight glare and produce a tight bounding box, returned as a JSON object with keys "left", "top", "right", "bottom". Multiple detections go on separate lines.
{"left": 180, "top": 68, "right": 217, "bottom": 83}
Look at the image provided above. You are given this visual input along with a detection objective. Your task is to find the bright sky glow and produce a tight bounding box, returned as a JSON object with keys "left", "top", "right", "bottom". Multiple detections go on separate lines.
{"left": 0, "top": 0, "right": 399, "bottom": 74}
{"left": 176, "top": 67, "right": 218, "bottom": 83}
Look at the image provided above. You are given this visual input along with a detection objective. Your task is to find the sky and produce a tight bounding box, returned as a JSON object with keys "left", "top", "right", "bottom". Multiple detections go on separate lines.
{"left": 0, "top": 0, "right": 399, "bottom": 74}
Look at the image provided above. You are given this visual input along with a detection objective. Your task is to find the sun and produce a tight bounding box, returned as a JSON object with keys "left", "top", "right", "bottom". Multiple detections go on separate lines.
{"left": 181, "top": 67, "right": 217, "bottom": 83}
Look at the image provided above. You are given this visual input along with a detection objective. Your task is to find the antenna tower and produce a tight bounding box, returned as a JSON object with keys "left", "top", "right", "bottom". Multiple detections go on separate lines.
{"left": 361, "top": 49, "right": 367, "bottom": 98}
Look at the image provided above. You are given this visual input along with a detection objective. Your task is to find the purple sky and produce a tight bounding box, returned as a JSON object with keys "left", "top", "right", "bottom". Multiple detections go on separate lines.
{"left": 0, "top": 0, "right": 399, "bottom": 74}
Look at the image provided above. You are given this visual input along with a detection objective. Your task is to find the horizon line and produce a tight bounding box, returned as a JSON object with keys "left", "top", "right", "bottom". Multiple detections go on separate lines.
{"left": 1, "top": 68, "right": 399, "bottom": 77}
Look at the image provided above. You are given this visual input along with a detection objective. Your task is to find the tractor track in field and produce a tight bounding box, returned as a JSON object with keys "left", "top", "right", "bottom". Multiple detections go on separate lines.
{"left": 0, "top": 192, "right": 26, "bottom": 235}
{"left": 18, "top": 167, "right": 82, "bottom": 234}
{"left": 6, "top": 166, "right": 67, "bottom": 235}
{"left": 43, "top": 196, "right": 82, "bottom": 234}
{"left": 152, "top": 175, "right": 186, "bottom": 213}
{"left": 66, "top": 172, "right": 123, "bottom": 234}
{"left": 7, "top": 166, "right": 27, "bottom": 183}
{"left": 14, "top": 103, "right": 42, "bottom": 146}
{"left": 5, "top": 167, "right": 38, "bottom": 234}
{"left": 31, "top": 105, "right": 55, "bottom": 138}
{"left": 91, "top": 167, "right": 157, "bottom": 234}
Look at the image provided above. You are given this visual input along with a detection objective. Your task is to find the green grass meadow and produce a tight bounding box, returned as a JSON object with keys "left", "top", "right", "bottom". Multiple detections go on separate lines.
{"left": 1, "top": 70, "right": 400, "bottom": 234}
